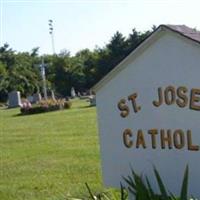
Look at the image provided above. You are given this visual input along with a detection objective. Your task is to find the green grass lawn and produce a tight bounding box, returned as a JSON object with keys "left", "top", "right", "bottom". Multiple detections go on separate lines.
{"left": 0, "top": 99, "right": 103, "bottom": 200}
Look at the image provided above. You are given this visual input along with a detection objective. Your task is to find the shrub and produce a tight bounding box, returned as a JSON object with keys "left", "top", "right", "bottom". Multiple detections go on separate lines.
{"left": 124, "top": 165, "right": 189, "bottom": 200}
{"left": 72, "top": 165, "right": 193, "bottom": 200}
{"left": 64, "top": 101, "right": 72, "bottom": 109}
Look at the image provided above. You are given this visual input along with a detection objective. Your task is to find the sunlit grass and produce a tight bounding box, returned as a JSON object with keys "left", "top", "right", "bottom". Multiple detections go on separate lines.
{"left": 0, "top": 99, "right": 103, "bottom": 200}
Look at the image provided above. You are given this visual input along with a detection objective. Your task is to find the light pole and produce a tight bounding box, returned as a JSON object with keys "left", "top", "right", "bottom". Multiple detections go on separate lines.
{"left": 48, "top": 19, "right": 55, "bottom": 54}
{"left": 40, "top": 57, "right": 48, "bottom": 100}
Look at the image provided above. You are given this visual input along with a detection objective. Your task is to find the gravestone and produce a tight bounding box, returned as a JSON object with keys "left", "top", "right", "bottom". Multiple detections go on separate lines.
{"left": 27, "top": 95, "right": 33, "bottom": 103}
{"left": 51, "top": 90, "right": 56, "bottom": 100}
{"left": 89, "top": 95, "right": 96, "bottom": 106}
{"left": 33, "top": 93, "right": 42, "bottom": 103}
{"left": 71, "top": 87, "right": 76, "bottom": 98}
{"left": 8, "top": 91, "right": 22, "bottom": 108}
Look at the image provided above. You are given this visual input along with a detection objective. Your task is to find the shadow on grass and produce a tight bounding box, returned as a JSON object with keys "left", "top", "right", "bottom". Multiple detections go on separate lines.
{"left": 76, "top": 105, "right": 95, "bottom": 110}
{"left": 12, "top": 109, "right": 63, "bottom": 117}
{"left": 13, "top": 112, "right": 45, "bottom": 117}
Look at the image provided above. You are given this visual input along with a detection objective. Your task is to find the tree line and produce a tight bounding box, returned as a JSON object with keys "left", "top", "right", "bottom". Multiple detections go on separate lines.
{"left": 0, "top": 27, "right": 156, "bottom": 102}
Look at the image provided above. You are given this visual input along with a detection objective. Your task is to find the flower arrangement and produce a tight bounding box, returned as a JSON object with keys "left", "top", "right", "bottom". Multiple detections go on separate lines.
{"left": 20, "top": 98, "right": 72, "bottom": 115}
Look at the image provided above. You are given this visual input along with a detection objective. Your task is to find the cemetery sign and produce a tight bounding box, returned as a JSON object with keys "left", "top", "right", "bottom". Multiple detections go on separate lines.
{"left": 93, "top": 25, "right": 200, "bottom": 197}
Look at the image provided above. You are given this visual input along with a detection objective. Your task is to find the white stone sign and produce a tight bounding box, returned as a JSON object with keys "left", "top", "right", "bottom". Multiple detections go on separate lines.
{"left": 93, "top": 25, "right": 200, "bottom": 197}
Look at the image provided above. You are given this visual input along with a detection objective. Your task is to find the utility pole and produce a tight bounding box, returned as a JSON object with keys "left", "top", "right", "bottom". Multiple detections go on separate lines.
{"left": 40, "top": 58, "right": 48, "bottom": 100}
{"left": 48, "top": 19, "right": 55, "bottom": 54}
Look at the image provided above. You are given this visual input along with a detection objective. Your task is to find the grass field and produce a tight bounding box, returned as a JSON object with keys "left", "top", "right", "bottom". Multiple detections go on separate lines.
{"left": 0, "top": 99, "right": 103, "bottom": 200}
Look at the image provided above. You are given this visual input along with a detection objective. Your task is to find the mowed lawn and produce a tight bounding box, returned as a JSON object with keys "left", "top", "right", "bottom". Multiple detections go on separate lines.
{"left": 0, "top": 99, "right": 103, "bottom": 200}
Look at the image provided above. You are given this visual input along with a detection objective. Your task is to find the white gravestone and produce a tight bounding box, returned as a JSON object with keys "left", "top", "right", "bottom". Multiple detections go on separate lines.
{"left": 51, "top": 90, "right": 56, "bottom": 100}
{"left": 71, "top": 87, "right": 76, "bottom": 98}
{"left": 8, "top": 91, "right": 22, "bottom": 108}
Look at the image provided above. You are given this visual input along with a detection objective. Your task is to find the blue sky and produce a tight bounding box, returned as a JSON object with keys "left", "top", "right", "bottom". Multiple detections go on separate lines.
{"left": 1, "top": 0, "right": 200, "bottom": 55}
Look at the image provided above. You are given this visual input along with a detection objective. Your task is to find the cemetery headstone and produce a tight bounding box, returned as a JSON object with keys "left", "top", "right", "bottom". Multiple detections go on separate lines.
{"left": 51, "top": 90, "right": 56, "bottom": 100}
{"left": 33, "top": 93, "right": 42, "bottom": 103}
{"left": 27, "top": 95, "right": 33, "bottom": 103}
{"left": 8, "top": 91, "right": 22, "bottom": 108}
{"left": 71, "top": 87, "right": 76, "bottom": 98}
{"left": 89, "top": 95, "right": 96, "bottom": 106}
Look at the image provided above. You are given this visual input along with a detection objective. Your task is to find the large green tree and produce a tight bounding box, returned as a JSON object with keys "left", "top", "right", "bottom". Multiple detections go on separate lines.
{"left": 0, "top": 44, "right": 41, "bottom": 101}
{"left": 0, "top": 27, "right": 153, "bottom": 101}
